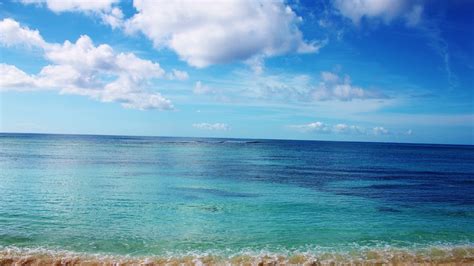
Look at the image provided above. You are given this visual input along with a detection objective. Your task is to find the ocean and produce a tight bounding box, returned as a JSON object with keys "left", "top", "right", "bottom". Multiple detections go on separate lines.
{"left": 0, "top": 133, "right": 473, "bottom": 264}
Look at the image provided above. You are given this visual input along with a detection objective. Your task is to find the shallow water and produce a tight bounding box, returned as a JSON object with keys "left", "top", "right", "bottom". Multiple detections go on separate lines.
{"left": 0, "top": 133, "right": 473, "bottom": 262}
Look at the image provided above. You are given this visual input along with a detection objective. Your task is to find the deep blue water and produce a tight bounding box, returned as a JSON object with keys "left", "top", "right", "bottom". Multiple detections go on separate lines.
{"left": 0, "top": 133, "right": 473, "bottom": 257}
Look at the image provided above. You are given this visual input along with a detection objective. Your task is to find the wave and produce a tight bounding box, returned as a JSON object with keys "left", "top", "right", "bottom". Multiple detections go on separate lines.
{"left": 1, "top": 245, "right": 473, "bottom": 265}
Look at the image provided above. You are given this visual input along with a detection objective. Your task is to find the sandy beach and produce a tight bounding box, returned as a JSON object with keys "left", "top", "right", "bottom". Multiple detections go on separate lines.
{"left": 1, "top": 246, "right": 474, "bottom": 266}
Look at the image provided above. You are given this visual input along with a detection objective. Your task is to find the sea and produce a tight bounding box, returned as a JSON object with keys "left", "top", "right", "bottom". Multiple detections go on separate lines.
{"left": 0, "top": 133, "right": 473, "bottom": 265}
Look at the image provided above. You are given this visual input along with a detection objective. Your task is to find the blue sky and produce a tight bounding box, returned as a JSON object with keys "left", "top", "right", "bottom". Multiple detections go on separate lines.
{"left": 0, "top": 0, "right": 473, "bottom": 144}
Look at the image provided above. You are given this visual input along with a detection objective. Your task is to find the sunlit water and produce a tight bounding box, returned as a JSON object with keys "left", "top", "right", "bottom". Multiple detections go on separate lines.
{"left": 0, "top": 133, "right": 473, "bottom": 263}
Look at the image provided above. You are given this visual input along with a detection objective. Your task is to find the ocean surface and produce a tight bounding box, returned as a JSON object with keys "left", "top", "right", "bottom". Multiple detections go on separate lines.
{"left": 0, "top": 133, "right": 473, "bottom": 264}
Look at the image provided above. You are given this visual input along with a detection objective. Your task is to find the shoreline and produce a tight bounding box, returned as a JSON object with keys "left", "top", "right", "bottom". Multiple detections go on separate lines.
{"left": 1, "top": 245, "right": 474, "bottom": 265}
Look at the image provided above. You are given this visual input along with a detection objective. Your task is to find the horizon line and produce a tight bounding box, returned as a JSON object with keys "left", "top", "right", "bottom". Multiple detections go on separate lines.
{"left": 1, "top": 131, "right": 472, "bottom": 147}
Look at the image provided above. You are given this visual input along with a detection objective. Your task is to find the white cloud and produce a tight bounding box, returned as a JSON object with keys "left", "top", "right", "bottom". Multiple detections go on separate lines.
{"left": 320, "top": 71, "right": 339, "bottom": 83}
{"left": 193, "top": 123, "right": 230, "bottom": 131}
{"left": 100, "top": 7, "right": 124, "bottom": 29}
{"left": 0, "top": 18, "right": 174, "bottom": 110}
{"left": 0, "top": 18, "right": 47, "bottom": 48}
{"left": 242, "top": 74, "right": 312, "bottom": 101}
{"left": 19, "top": 0, "right": 123, "bottom": 28}
{"left": 125, "top": 0, "right": 321, "bottom": 68}
{"left": 332, "top": 123, "right": 365, "bottom": 134}
{"left": 312, "top": 71, "right": 387, "bottom": 101}
{"left": 167, "top": 69, "right": 189, "bottom": 81}
{"left": 334, "top": 0, "right": 423, "bottom": 26}
{"left": 192, "top": 81, "right": 230, "bottom": 102}
{"left": 290, "top": 121, "right": 331, "bottom": 133}
{"left": 0, "top": 64, "right": 37, "bottom": 89}
{"left": 291, "top": 122, "right": 401, "bottom": 136}
{"left": 21, "top": 0, "right": 119, "bottom": 12}
{"left": 193, "top": 81, "right": 215, "bottom": 95}
{"left": 235, "top": 70, "right": 387, "bottom": 103}
{"left": 372, "top": 126, "right": 389, "bottom": 135}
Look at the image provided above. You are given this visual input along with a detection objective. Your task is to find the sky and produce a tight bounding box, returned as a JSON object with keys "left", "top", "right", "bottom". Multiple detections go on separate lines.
{"left": 0, "top": 0, "right": 473, "bottom": 144}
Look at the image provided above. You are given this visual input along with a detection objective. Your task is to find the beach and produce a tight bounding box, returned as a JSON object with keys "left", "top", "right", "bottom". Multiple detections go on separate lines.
{"left": 2, "top": 246, "right": 474, "bottom": 265}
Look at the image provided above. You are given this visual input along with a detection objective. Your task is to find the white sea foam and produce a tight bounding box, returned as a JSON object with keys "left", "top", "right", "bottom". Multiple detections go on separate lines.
{"left": 1, "top": 244, "right": 474, "bottom": 265}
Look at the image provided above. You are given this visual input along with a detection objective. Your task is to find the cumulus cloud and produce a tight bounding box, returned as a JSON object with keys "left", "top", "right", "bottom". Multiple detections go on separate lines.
{"left": 125, "top": 0, "right": 321, "bottom": 68}
{"left": 0, "top": 64, "right": 37, "bottom": 89}
{"left": 19, "top": 0, "right": 123, "bottom": 28}
{"left": 0, "top": 18, "right": 177, "bottom": 110}
{"left": 333, "top": 0, "right": 423, "bottom": 26}
{"left": 100, "top": 7, "right": 125, "bottom": 29}
{"left": 193, "top": 123, "right": 230, "bottom": 131}
{"left": 291, "top": 122, "right": 400, "bottom": 136}
{"left": 0, "top": 18, "right": 47, "bottom": 48}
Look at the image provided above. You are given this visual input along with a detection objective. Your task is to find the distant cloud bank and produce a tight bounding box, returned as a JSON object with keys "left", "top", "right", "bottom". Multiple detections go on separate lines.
{"left": 291, "top": 121, "right": 411, "bottom": 136}
{"left": 193, "top": 123, "right": 230, "bottom": 131}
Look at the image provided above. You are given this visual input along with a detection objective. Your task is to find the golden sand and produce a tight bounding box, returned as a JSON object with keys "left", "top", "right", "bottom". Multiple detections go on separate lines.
{"left": 1, "top": 246, "right": 473, "bottom": 266}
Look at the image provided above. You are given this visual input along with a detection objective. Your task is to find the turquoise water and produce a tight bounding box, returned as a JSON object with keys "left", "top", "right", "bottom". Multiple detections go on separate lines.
{"left": 0, "top": 133, "right": 473, "bottom": 259}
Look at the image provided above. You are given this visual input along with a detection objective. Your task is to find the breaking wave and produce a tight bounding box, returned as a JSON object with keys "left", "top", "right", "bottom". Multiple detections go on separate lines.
{"left": 1, "top": 245, "right": 473, "bottom": 265}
